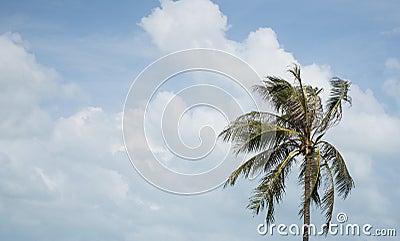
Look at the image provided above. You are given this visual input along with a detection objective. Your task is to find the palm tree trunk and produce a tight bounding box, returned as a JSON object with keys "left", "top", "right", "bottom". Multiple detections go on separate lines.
{"left": 303, "top": 155, "right": 311, "bottom": 241}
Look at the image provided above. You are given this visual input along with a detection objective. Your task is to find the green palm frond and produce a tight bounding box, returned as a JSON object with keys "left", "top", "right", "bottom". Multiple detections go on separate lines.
{"left": 310, "top": 149, "right": 322, "bottom": 205}
{"left": 219, "top": 111, "right": 299, "bottom": 154}
{"left": 319, "top": 141, "right": 354, "bottom": 198}
{"left": 320, "top": 162, "right": 335, "bottom": 234}
{"left": 316, "top": 78, "right": 351, "bottom": 134}
{"left": 224, "top": 140, "right": 298, "bottom": 187}
{"left": 247, "top": 150, "right": 299, "bottom": 226}
{"left": 253, "top": 77, "right": 307, "bottom": 131}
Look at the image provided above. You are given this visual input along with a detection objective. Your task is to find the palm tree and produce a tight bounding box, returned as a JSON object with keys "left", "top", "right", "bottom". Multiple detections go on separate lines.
{"left": 219, "top": 65, "right": 354, "bottom": 241}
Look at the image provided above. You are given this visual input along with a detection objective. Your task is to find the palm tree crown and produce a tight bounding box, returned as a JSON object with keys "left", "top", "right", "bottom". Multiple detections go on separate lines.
{"left": 219, "top": 65, "right": 354, "bottom": 240}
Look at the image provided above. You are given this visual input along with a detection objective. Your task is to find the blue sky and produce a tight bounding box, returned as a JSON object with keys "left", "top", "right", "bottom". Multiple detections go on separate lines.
{"left": 0, "top": 0, "right": 399, "bottom": 240}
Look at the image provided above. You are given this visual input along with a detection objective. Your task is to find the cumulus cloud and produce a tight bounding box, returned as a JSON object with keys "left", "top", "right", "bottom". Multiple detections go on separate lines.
{"left": 139, "top": 0, "right": 336, "bottom": 101}
{"left": 142, "top": 1, "right": 288, "bottom": 77}
{"left": 0, "top": 32, "right": 143, "bottom": 240}
{"left": 141, "top": 0, "right": 234, "bottom": 52}
{"left": 0, "top": 32, "right": 81, "bottom": 139}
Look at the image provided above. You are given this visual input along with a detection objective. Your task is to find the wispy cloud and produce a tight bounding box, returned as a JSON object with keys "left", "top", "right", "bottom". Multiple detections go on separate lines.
{"left": 381, "top": 27, "right": 400, "bottom": 36}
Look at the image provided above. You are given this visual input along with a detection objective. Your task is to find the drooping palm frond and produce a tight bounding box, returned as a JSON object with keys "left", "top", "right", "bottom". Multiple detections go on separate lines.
{"left": 219, "top": 111, "right": 299, "bottom": 154}
{"left": 253, "top": 77, "right": 307, "bottom": 133}
{"left": 247, "top": 150, "right": 299, "bottom": 226}
{"left": 224, "top": 140, "right": 298, "bottom": 187}
{"left": 320, "top": 162, "right": 335, "bottom": 234}
{"left": 316, "top": 78, "right": 351, "bottom": 134}
{"left": 319, "top": 140, "right": 354, "bottom": 198}
{"left": 253, "top": 77, "right": 300, "bottom": 114}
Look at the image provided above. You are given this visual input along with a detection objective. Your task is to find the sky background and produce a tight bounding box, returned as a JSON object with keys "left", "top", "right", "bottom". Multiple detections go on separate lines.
{"left": 0, "top": 0, "right": 399, "bottom": 240}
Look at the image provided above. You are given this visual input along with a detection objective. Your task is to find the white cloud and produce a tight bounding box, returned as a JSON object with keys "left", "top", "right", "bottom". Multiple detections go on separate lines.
{"left": 337, "top": 152, "right": 390, "bottom": 214}
{"left": 92, "top": 167, "right": 129, "bottom": 204}
{"left": 0, "top": 32, "right": 142, "bottom": 239}
{"left": 301, "top": 64, "right": 333, "bottom": 101}
{"left": 0, "top": 32, "right": 82, "bottom": 139}
{"left": 52, "top": 107, "right": 122, "bottom": 157}
{"left": 383, "top": 57, "right": 400, "bottom": 105}
{"left": 0, "top": 32, "right": 54, "bottom": 138}
{"left": 141, "top": 1, "right": 294, "bottom": 78}
{"left": 0, "top": 106, "right": 126, "bottom": 200}
{"left": 35, "top": 167, "right": 58, "bottom": 191}
{"left": 238, "top": 27, "right": 297, "bottom": 78}
{"left": 137, "top": 0, "right": 336, "bottom": 165}
{"left": 0, "top": 152, "right": 56, "bottom": 201}
{"left": 143, "top": 90, "right": 231, "bottom": 174}
{"left": 139, "top": 0, "right": 333, "bottom": 95}
{"left": 140, "top": 0, "right": 234, "bottom": 52}
{"left": 326, "top": 84, "right": 400, "bottom": 163}
{"left": 385, "top": 57, "right": 400, "bottom": 70}
{"left": 383, "top": 77, "right": 400, "bottom": 104}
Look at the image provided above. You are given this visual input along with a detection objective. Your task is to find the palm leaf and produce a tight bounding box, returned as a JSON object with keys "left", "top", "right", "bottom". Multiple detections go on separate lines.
{"left": 247, "top": 150, "right": 299, "bottom": 226}
{"left": 320, "top": 162, "right": 335, "bottom": 234}
{"left": 224, "top": 140, "right": 298, "bottom": 187}
{"left": 219, "top": 112, "right": 299, "bottom": 154}
{"left": 319, "top": 141, "right": 354, "bottom": 198}
{"left": 316, "top": 78, "right": 351, "bottom": 134}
